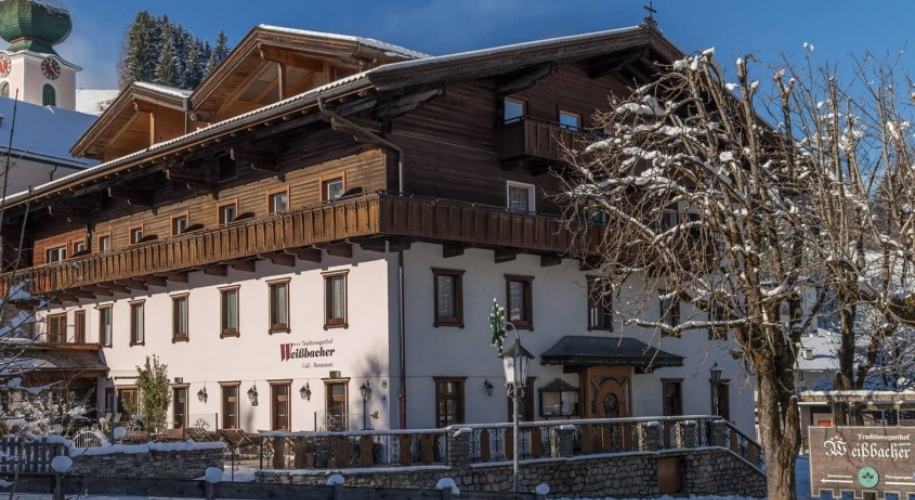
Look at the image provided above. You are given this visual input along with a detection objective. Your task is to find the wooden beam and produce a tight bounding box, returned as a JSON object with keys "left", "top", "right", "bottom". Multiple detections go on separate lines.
{"left": 107, "top": 186, "right": 153, "bottom": 207}
{"left": 230, "top": 147, "right": 278, "bottom": 172}
{"left": 374, "top": 86, "right": 444, "bottom": 121}
{"left": 166, "top": 166, "right": 213, "bottom": 188}
{"left": 494, "top": 248, "right": 518, "bottom": 263}
{"left": 259, "top": 252, "right": 296, "bottom": 267}
{"left": 258, "top": 45, "right": 324, "bottom": 72}
{"left": 113, "top": 280, "right": 147, "bottom": 291}
{"left": 202, "top": 265, "right": 228, "bottom": 277}
{"left": 325, "top": 243, "right": 353, "bottom": 259}
{"left": 540, "top": 254, "right": 563, "bottom": 267}
{"left": 142, "top": 275, "right": 168, "bottom": 287}
{"left": 166, "top": 272, "right": 189, "bottom": 283}
{"left": 226, "top": 259, "right": 256, "bottom": 273}
{"left": 443, "top": 243, "right": 469, "bottom": 258}
{"left": 82, "top": 286, "right": 112, "bottom": 297}
{"left": 278, "top": 62, "right": 287, "bottom": 101}
{"left": 285, "top": 247, "right": 322, "bottom": 263}
{"left": 587, "top": 45, "right": 650, "bottom": 79}
{"left": 495, "top": 62, "right": 557, "bottom": 97}
{"left": 46, "top": 206, "right": 89, "bottom": 224}
{"left": 357, "top": 237, "right": 411, "bottom": 253}
{"left": 106, "top": 284, "right": 132, "bottom": 294}
{"left": 58, "top": 294, "right": 79, "bottom": 303}
{"left": 72, "top": 290, "right": 96, "bottom": 299}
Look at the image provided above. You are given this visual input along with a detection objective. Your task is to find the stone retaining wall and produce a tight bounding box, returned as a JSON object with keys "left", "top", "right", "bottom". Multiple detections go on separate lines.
{"left": 69, "top": 443, "right": 225, "bottom": 480}
{"left": 681, "top": 448, "right": 767, "bottom": 498}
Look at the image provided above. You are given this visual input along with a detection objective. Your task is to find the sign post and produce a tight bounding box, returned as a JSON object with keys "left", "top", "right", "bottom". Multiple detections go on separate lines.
{"left": 809, "top": 426, "right": 915, "bottom": 499}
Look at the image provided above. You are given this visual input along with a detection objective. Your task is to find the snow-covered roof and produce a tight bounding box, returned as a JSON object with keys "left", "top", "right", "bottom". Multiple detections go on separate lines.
{"left": 133, "top": 81, "right": 192, "bottom": 99}
{"left": 75, "top": 89, "right": 119, "bottom": 116}
{"left": 258, "top": 25, "right": 429, "bottom": 61}
{"left": 797, "top": 331, "right": 839, "bottom": 371}
{"left": 0, "top": 97, "right": 97, "bottom": 168}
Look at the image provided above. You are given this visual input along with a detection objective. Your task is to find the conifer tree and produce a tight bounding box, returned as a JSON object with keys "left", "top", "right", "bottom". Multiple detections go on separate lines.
{"left": 121, "top": 11, "right": 155, "bottom": 88}
{"left": 154, "top": 21, "right": 178, "bottom": 87}
{"left": 205, "top": 30, "right": 229, "bottom": 76}
{"left": 183, "top": 38, "right": 203, "bottom": 90}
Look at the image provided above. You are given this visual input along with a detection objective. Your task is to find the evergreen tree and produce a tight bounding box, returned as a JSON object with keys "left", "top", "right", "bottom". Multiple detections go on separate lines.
{"left": 135, "top": 355, "right": 170, "bottom": 432}
{"left": 154, "top": 21, "right": 178, "bottom": 87}
{"left": 183, "top": 39, "right": 203, "bottom": 90}
{"left": 206, "top": 30, "right": 229, "bottom": 76}
{"left": 121, "top": 11, "right": 155, "bottom": 88}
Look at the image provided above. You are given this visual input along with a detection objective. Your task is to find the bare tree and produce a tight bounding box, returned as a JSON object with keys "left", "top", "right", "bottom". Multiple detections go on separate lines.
{"left": 560, "top": 47, "right": 915, "bottom": 500}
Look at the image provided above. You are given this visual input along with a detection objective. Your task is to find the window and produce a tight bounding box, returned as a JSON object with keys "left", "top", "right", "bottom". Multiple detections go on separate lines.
{"left": 659, "top": 290, "right": 681, "bottom": 335}
{"left": 42, "top": 84, "right": 56, "bottom": 107}
{"left": 324, "top": 272, "right": 347, "bottom": 329}
{"left": 172, "top": 214, "right": 188, "bottom": 235}
{"left": 587, "top": 277, "right": 613, "bottom": 331}
{"left": 218, "top": 154, "right": 237, "bottom": 182}
{"left": 662, "top": 380, "right": 683, "bottom": 416}
{"left": 130, "top": 226, "right": 144, "bottom": 244}
{"left": 118, "top": 388, "right": 139, "bottom": 415}
{"left": 47, "top": 313, "right": 67, "bottom": 343}
{"left": 173, "top": 387, "right": 187, "bottom": 429}
{"left": 269, "top": 281, "right": 290, "bottom": 333}
{"left": 218, "top": 202, "right": 237, "bottom": 225}
{"left": 267, "top": 189, "right": 289, "bottom": 213}
{"left": 539, "top": 379, "right": 580, "bottom": 417}
{"left": 507, "top": 377, "right": 536, "bottom": 422}
{"left": 505, "top": 274, "right": 534, "bottom": 330}
{"left": 322, "top": 177, "right": 345, "bottom": 201}
{"left": 47, "top": 246, "right": 66, "bottom": 263}
{"left": 433, "top": 268, "right": 464, "bottom": 327}
{"left": 172, "top": 295, "right": 189, "bottom": 342}
{"left": 661, "top": 208, "right": 678, "bottom": 232}
{"left": 98, "top": 234, "right": 111, "bottom": 252}
{"left": 74, "top": 310, "right": 86, "bottom": 343}
{"left": 712, "top": 379, "right": 730, "bottom": 421}
{"left": 130, "top": 301, "right": 145, "bottom": 346}
{"left": 503, "top": 97, "right": 525, "bottom": 123}
{"left": 559, "top": 110, "right": 580, "bottom": 130}
{"left": 73, "top": 241, "right": 86, "bottom": 254}
{"left": 434, "top": 377, "right": 465, "bottom": 428}
{"left": 271, "top": 383, "right": 291, "bottom": 430}
{"left": 324, "top": 381, "right": 348, "bottom": 431}
{"left": 99, "top": 306, "right": 112, "bottom": 347}
{"left": 221, "top": 384, "right": 239, "bottom": 429}
{"left": 220, "top": 287, "right": 240, "bottom": 337}
{"left": 0, "top": 82, "right": 9, "bottom": 98}
{"left": 506, "top": 181, "right": 535, "bottom": 212}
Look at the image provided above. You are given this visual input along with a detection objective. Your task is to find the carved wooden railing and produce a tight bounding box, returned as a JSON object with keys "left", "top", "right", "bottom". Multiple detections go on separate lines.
{"left": 494, "top": 117, "right": 600, "bottom": 163}
{"left": 2, "top": 193, "right": 600, "bottom": 297}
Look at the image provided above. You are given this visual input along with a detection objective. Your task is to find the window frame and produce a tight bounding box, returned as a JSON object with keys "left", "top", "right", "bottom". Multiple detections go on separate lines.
{"left": 42, "top": 83, "right": 56, "bottom": 107}
{"left": 506, "top": 181, "right": 536, "bottom": 213}
{"left": 217, "top": 199, "right": 239, "bottom": 225}
{"left": 432, "top": 268, "right": 465, "bottom": 328}
{"left": 505, "top": 274, "right": 534, "bottom": 330}
{"left": 72, "top": 240, "right": 87, "bottom": 255}
{"left": 270, "top": 381, "right": 292, "bottom": 431}
{"left": 97, "top": 233, "right": 111, "bottom": 252}
{"left": 171, "top": 212, "right": 190, "bottom": 236}
{"left": 129, "top": 224, "right": 145, "bottom": 245}
{"left": 46, "top": 246, "right": 66, "bottom": 263}
{"left": 117, "top": 387, "right": 139, "bottom": 416}
{"left": 323, "top": 271, "right": 348, "bottom": 330}
{"left": 434, "top": 377, "right": 467, "bottom": 428}
{"left": 662, "top": 379, "right": 684, "bottom": 417}
{"left": 129, "top": 300, "right": 145, "bottom": 346}
{"left": 558, "top": 109, "right": 581, "bottom": 131}
{"left": 172, "top": 293, "right": 190, "bottom": 343}
{"left": 587, "top": 276, "right": 613, "bottom": 331}
{"left": 502, "top": 97, "right": 526, "bottom": 124}
{"left": 99, "top": 305, "right": 113, "bottom": 347}
{"left": 172, "top": 386, "right": 188, "bottom": 429}
{"left": 266, "top": 186, "right": 290, "bottom": 214}
{"left": 220, "top": 382, "right": 240, "bottom": 429}
{"left": 659, "top": 290, "right": 681, "bottom": 336}
{"left": 47, "top": 313, "right": 67, "bottom": 343}
{"left": 320, "top": 172, "right": 346, "bottom": 202}
{"left": 268, "top": 279, "right": 291, "bottom": 334}
{"left": 323, "top": 378, "right": 349, "bottom": 432}
{"left": 712, "top": 379, "right": 731, "bottom": 421}
{"left": 220, "top": 286, "right": 241, "bottom": 338}
{"left": 74, "top": 310, "right": 86, "bottom": 343}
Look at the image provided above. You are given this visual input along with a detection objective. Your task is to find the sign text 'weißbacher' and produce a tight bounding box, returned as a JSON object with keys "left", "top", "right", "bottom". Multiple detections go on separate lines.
{"left": 809, "top": 426, "right": 915, "bottom": 499}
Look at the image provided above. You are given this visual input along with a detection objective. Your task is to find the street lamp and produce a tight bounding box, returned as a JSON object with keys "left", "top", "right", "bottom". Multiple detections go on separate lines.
{"left": 500, "top": 324, "right": 534, "bottom": 493}
{"left": 300, "top": 383, "right": 311, "bottom": 401}
{"left": 360, "top": 381, "right": 371, "bottom": 430}
{"left": 247, "top": 384, "right": 259, "bottom": 406}
{"left": 709, "top": 362, "right": 723, "bottom": 416}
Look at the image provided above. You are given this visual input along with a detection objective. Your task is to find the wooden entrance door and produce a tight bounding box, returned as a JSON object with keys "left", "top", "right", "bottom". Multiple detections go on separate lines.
{"left": 595, "top": 379, "right": 628, "bottom": 418}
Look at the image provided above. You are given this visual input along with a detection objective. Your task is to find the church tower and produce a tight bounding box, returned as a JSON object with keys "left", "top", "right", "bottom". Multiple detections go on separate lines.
{"left": 0, "top": 0, "right": 80, "bottom": 109}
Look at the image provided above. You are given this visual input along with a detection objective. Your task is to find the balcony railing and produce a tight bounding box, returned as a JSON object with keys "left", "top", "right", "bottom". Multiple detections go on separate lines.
{"left": 494, "top": 117, "right": 599, "bottom": 164}
{"left": 2, "top": 193, "right": 601, "bottom": 297}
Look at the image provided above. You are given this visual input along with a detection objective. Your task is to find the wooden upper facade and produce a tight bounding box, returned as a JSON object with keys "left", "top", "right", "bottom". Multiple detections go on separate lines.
{"left": 1, "top": 24, "right": 682, "bottom": 297}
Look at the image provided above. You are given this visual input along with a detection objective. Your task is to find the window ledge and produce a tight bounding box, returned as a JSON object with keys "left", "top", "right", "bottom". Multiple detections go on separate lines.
{"left": 129, "top": 341, "right": 145, "bottom": 347}
{"left": 324, "top": 322, "right": 348, "bottom": 330}
{"left": 172, "top": 335, "right": 189, "bottom": 344}
{"left": 221, "top": 329, "right": 240, "bottom": 339}
{"left": 269, "top": 327, "right": 291, "bottom": 335}
{"left": 587, "top": 326, "right": 613, "bottom": 332}
{"left": 434, "top": 321, "right": 465, "bottom": 329}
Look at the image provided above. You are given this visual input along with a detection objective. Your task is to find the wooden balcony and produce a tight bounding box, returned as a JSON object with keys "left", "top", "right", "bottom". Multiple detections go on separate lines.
{"left": 3, "top": 194, "right": 600, "bottom": 297}
{"left": 494, "top": 117, "right": 598, "bottom": 171}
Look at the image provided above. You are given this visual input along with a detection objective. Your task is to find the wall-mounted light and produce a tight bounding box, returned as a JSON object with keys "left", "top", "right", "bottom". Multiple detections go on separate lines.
{"left": 484, "top": 379, "right": 495, "bottom": 397}
{"left": 359, "top": 380, "right": 371, "bottom": 402}
{"left": 197, "top": 386, "right": 208, "bottom": 403}
{"left": 300, "top": 382, "right": 311, "bottom": 401}
{"left": 247, "top": 384, "right": 259, "bottom": 406}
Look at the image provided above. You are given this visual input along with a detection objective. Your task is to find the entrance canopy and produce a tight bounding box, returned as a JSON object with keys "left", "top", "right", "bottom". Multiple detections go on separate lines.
{"left": 540, "top": 336, "right": 684, "bottom": 370}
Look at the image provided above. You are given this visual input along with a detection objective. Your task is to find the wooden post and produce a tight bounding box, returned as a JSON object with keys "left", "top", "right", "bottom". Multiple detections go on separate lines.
{"left": 333, "top": 483, "right": 344, "bottom": 500}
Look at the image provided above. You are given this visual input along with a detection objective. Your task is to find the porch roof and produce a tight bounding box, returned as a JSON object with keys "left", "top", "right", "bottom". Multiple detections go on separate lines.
{"left": 540, "top": 336, "right": 684, "bottom": 369}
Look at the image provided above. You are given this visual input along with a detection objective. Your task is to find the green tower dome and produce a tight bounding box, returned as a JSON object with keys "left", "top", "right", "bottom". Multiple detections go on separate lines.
{"left": 0, "top": 0, "right": 71, "bottom": 55}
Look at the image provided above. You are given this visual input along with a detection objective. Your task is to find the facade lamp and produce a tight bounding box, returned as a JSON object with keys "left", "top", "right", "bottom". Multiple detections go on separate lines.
{"left": 197, "top": 386, "right": 208, "bottom": 403}
{"left": 300, "top": 382, "right": 312, "bottom": 401}
{"left": 359, "top": 381, "right": 371, "bottom": 430}
{"left": 484, "top": 379, "right": 495, "bottom": 397}
{"left": 499, "top": 326, "right": 535, "bottom": 493}
{"left": 247, "top": 384, "right": 259, "bottom": 406}
{"left": 709, "top": 362, "right": 723, "bottom": 416}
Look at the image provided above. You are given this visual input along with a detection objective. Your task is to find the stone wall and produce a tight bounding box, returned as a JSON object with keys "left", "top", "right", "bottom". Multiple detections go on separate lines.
{"left": 680, "top": 448, "right": 767, "bottom": 498}
{"left": 68, "top": 443, "right": 225, "bottom": 480}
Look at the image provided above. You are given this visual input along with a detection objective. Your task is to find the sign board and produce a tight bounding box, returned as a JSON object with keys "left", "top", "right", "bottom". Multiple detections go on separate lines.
{"left": 809, "top": 426, "right": 915, "bottom": 499}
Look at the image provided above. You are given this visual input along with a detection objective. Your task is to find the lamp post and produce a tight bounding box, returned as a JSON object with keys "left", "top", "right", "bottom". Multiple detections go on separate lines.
{"left": 360, "top": 381, "right": 371, "bottom": 430}
{"left": 709, "top": 362, "right": 723, "bottom": 416}
{"left": 500, "top": 323, "right": 534, "bottom": 493}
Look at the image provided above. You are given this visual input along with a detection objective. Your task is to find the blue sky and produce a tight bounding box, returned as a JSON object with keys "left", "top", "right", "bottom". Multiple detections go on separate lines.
{"left": 57, "top": 0, "right": 915, "bottom": 90}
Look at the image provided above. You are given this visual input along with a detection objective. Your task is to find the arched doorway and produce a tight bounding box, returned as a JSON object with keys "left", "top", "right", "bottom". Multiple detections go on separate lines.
{"left": 596, "top": 378, "right": 628, "bottom": 417}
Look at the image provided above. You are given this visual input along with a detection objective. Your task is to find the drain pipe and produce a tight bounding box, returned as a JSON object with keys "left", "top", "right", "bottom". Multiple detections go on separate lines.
{"left": 317, "top": 96, "right": 408, "bottom": 428}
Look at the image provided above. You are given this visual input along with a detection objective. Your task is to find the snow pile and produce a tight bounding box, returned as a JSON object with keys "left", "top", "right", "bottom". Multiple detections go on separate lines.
{"left": 71, "top": 440, "right": 224, "bottom": 456}
{"left": 435, "top": 477, "right": 460, "bottom": 495}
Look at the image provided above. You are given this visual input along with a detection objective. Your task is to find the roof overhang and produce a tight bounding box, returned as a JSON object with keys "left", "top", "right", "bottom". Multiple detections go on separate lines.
{"left": 541, "top": 335, "right": 684, "bottom": 370}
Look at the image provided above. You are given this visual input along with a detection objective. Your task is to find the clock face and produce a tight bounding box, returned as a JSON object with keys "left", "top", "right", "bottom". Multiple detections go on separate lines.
{"left": 41, "top": 58, "right": 61, "bottom": 80}
{"left": 0, "top": 54, "right": 10, "bottom": 78}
